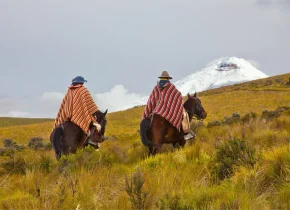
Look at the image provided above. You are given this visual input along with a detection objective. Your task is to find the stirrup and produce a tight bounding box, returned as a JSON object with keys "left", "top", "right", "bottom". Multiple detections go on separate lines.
{"left": 184, "top": 133, "right": 196, "bottom": 140}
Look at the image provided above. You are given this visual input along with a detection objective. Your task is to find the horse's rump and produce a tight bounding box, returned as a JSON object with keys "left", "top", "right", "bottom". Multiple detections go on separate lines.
{"left": 140, "top": 117, "right": 153, "bottom": 147}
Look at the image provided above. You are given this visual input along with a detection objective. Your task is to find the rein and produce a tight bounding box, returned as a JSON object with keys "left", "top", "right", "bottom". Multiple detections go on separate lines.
{"left": 185, "top": 97, "right": 205, "bottom": 121}
{"left": 185, "top": 109, "right": 199, "bottom": 120}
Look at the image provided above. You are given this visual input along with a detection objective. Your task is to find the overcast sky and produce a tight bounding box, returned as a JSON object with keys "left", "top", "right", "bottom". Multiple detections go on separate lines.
{"left": 0, "top": 0, "right": 289, "bottom": 117}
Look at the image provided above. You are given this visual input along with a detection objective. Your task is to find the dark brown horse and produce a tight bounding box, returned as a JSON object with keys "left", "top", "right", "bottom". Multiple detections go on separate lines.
{"left": 140, "top": 93, "right": 207, "bottom": 155}
{"left": 50, "top": 109, "right": 108, "bottom": 160}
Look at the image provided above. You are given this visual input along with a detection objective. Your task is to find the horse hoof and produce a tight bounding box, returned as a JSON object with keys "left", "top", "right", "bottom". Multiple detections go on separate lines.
{"left": 56, "top": 152, "right": 61, "bottom": 160}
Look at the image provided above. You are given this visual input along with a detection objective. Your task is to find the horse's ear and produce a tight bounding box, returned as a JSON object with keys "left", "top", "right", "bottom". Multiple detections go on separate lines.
{"left": 104, "top": 109, "right": 108, "bottom": 116}
{"left": 187, "top": 93, "right": 191, "bottom": 98}
{"left": 193, "top": 92, "right": 197, "bottom": 97}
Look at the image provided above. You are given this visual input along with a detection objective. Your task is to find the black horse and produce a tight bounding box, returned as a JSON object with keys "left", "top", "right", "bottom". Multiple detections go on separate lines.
{"left": 50, "top": 109, "right": 108, "bottom": 160}
{"left": 140, "top": 93, "right": 207, "bottom": 155}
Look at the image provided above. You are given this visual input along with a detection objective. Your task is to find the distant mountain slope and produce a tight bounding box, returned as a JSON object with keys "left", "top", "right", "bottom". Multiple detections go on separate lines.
{"left": 123, "top": 57, "right": 269, "bottom": 110}
{"left": 0, "top": 117, "right": 53, "bottom": 127}
{"left": 175, "top": 57, "right": 268, "bottom": 95}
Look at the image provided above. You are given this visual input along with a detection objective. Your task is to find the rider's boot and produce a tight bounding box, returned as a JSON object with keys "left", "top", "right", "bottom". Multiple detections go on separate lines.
{"left": 183, "top": 129, "right": 196, "bottom": 140}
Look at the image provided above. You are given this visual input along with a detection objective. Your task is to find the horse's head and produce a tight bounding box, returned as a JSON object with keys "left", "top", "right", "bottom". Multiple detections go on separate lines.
{"left": 184, "top": 92, "right": 207, "bottom": 121}
{"left": 89, "top": 109, "right": 108, "bottom": 146}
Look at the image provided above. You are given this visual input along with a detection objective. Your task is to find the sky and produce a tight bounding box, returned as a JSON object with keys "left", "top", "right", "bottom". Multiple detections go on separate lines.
{"left": 0, "top": 0, "right": 289, "bottom": 118}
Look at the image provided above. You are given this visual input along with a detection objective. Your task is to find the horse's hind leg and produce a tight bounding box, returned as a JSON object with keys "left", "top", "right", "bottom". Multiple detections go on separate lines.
{"left": 51, "top": 127, "right": 64, "bottom": 160}
{"left": 148, "top": 146, "right": 160, "bottom": 156}
{"left": 148, "top": 147, "right": 153, "bottom": 156}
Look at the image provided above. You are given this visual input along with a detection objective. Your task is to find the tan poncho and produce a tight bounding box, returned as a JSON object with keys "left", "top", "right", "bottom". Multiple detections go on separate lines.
{"left": 53, "top": 84, "right": 98, "bottom": 133}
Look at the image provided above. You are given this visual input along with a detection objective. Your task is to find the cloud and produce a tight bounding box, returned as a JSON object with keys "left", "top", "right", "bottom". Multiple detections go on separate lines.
{"left": 257, "top": 0, "right": 290, "bottom": 6}
{"left": 41, "top": 92, "right": 64, "bottom": 102}
{"left": 6, "top": 111, "right": 31, "bottom": 118}
{"left": 0, "top": 110, "right": 31, "bottom": 118}
{"left": 256, "top": 0, "right": 290, "bottom": 11}
{"left": 94, "top": 85, "right": 144, "bottom": 112}
{"left": 41, "top": 92, "right": 64, "bottom": 108}
{"left": 0, "top": 86, "right": 145, "bottom": 118}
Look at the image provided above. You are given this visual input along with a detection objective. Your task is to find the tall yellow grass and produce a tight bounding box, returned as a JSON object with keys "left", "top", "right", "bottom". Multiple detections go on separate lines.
{"left": 0, "top": 73, "right": 289, "bottom": 209}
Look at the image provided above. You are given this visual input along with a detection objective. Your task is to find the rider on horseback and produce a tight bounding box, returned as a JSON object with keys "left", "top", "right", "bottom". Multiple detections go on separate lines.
{"left": 143, "top": 71, "right": 195, "bottom": 140}
{"left": 53, "top": 76, "right": 102, "bottom": 145}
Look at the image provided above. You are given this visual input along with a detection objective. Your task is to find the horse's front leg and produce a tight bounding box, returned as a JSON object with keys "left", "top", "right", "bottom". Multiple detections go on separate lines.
{"left": 149, "top": 147, "right": 154, "bottom": 156}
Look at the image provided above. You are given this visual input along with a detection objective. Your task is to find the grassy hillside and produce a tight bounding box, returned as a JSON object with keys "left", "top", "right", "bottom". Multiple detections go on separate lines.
{"left": 0, "top": 117, "right": 53, "bottom": 128}
{"left": 0, "top": 73, "right": 289, "bottom": 210}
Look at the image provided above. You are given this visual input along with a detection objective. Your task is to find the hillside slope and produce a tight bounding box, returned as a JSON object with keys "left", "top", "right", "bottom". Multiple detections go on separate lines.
{"left": 0, "top": 73, "right": 289, "bottom": 210}
{"left": 0, "top": 117, "right": 53, "bottom": 128}
{"left": 0, "top": 73, "right": 289, "bottom": 144}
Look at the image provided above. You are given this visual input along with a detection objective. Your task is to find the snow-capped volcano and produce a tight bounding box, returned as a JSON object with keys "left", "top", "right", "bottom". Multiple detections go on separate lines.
{"left": 175, "top": 57, "right": 268, "bottom": 95}
{"left": 122, "top": 57, "right": 268, "bottom": 110}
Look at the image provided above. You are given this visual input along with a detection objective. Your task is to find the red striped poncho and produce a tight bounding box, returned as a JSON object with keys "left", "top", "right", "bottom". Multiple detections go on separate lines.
{"left": 53, "top": 84, "right": 98, "bottom": 134}
{"left": 143, "top": 82, "right": 183, "bottom": 129}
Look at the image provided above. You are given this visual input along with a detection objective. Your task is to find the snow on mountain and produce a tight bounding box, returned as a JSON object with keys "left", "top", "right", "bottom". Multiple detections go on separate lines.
{"left": 121, "top": 57, "right": 268, "bottom": 110}
{"left": 175, "top": 57, "right": 268, "bottom": 96}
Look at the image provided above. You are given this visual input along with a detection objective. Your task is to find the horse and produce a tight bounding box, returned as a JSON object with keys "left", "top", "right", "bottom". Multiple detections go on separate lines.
{"left": 50, "top": 109, "right": 108, "bottom": 160}
{"left": 140, "top": 93, "right": 207, "bottom": 155}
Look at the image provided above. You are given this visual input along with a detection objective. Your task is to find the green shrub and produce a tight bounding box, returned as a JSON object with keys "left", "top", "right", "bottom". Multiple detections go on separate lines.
{"left": 0, "top": 148, "right": 15, "bottom": 157}
{"left": 125, "top": 167, "right": 148, "bottom": 210}
{"left": 28, "top": 137, "right": 44, "bottom": 150}
{"left": 3, "top": 139, "right": 24, "bottom": 150}
{"left": 241, "top": 112, "right": 257, "bottom": 123}
{"left": 261, "top": 107, "right": 289, "bottom": 121}
{"left": 156, "top": 194, "right": 189, "bottom": 210}
{"left": 286, "top": 77, "right": 290, "bottom": 85}
{"left": 40, "top": 154, "right": 54, "bottom": 173}
{"left": 207, "top": 120, "right": 222, "bottom": 128}
{"left": 1, "top": 156, "right": 26, "bottom": 175}
{"left": 58, "top": 146, "right": 115, "bottom": 173}
{"left": 210, "top": 138, "right": 258, "bottom": 182}
{"left": 224, "top": 113, "right": 241, "bottom": 125}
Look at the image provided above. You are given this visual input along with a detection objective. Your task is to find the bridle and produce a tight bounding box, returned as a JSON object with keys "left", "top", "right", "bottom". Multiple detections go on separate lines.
{"left": 83, "top": 112, "right": 107, "bottom": 147}
{"left": 185, "top": 97, "right": 205, "bottom": 120}
{"left": 99, "top": 115, "right": 107, "bottom": 134}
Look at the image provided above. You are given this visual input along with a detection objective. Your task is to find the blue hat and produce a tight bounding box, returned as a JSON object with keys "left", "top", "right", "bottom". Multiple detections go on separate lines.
{"left": 71, "top": 76, "right": 87, "bottom": 84}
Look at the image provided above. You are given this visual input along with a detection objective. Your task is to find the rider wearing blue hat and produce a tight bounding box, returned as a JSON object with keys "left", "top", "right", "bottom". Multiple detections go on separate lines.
{"left": 71, "top": 76, "right": 87, "bottom": 86}
{"left": 54, "top": 76, "right": 102, "bottom": 146}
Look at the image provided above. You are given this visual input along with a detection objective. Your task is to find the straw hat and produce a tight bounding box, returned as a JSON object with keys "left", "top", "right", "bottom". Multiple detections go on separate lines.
{"left": 158, "top": 71, "right": 172, "bottom": 79}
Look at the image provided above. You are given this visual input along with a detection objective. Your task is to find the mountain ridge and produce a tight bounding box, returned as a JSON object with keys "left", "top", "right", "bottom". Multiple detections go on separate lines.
{"left": 122, "top": 57, "right": 269, "bottom": 110}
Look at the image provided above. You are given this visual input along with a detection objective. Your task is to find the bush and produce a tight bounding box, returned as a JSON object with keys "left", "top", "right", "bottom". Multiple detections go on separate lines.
{"left": 156, "top": 194, "right": 188, "bottom": 210}
{"left": 261, "top": 107, "right": 290, "bottom": 121}
{"left": 286, "top": 77, "right": 290, "bottom": 85}
{"left": 40, "top": 154, "right": 54, "bottom": 173}
{"left": 223, "top": 113, "right": 241, "bottom": 125}
{"left": 125, "top": 167, "right": 148, "bottom": 210}
{"left": 28, "top": 137, "right": 44, "bottom": 150}
{"left": 210, "top": 138, "right": 258, "bottom": 182}
{"left": 3, "top": 139, "right": 24, "bottom": 150}
{"left": 276, "top": 106, "right": 290, "bottom": 112}
{"left": 241, "top": 112, "right": 257, "bottom": 123}
{"left": 58, "top": 146, "right": 115, "bottom": 173}
{"left": 207, "top": 120, "right": 222, "bottom": 128}
{"left": 1, "top": 156, "right": 26, "bottom": 175}
{"left": 0, "top": 148, "right": 15, "bottom": 157}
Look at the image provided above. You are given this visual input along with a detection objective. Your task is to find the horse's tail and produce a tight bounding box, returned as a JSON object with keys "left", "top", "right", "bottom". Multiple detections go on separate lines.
{"left": 50, "top": 126, "right": 64, "bottom": 160}
{"left": 140, "top": 118, "right": 153, "bottom": 147}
